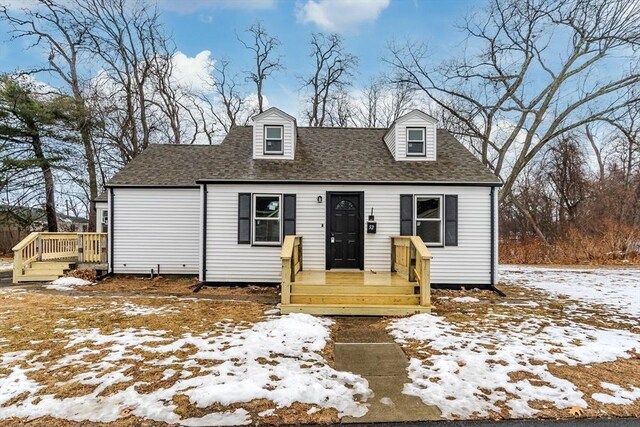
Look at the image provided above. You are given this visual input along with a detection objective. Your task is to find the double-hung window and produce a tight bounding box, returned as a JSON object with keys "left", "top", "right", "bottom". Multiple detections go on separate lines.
{"left": 100, "top": 210, "right": 108, "bottom": 233}
{"left": 264, "top": 125, "right": 284, "bottom": 154}
{"left": 253, "top": 194, "right": 281, "bottom": 245}
{"left": 415, "top": 195, "right": 443, "bottom": 245}
{"left": 407, "top": 127, "right": 426, "bottom": 156}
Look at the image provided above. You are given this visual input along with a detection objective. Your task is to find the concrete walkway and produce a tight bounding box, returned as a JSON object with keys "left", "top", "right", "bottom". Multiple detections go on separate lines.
{"left": 333, "top": 318, "right": 441, "bottom": 423}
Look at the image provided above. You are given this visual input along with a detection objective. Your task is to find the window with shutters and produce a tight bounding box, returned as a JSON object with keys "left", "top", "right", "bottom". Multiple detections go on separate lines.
{"left": 252, "top": 194, "right": 281, "bottom": 245}
{"left": 415, "top": 195, "right": 443, "bottom": 245}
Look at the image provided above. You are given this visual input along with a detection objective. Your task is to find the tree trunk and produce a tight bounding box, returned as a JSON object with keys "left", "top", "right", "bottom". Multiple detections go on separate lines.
{"left": 31, "top": 129, "right": 58, "bottom": 232}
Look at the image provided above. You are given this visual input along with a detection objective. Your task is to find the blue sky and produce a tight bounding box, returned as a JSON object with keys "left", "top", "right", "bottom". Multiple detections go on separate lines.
{"left": 0, "top": 0, "right": 482, "bottom": 114}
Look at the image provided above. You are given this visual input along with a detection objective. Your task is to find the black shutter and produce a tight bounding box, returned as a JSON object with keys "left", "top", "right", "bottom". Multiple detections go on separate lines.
{"left": 238, "top": 193, "right": 251, "bottom": 244}
{"left": 400, "top": 195, "right": 413, "bottom": 235}
{"left": 445, "top": 195, "right": 458, "bottom": 246}
{"left": 283, "top": 194, "right": 296, "bottom": 236}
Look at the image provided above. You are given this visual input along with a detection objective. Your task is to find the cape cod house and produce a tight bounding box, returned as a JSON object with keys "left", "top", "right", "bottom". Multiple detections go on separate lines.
{"left": 15, "top": 107, "right": 501, "bottom": 315}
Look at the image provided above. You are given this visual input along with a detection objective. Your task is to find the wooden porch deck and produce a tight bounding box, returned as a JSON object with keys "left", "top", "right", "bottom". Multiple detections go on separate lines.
{"left": 12, "top": 232, "right": 108, "bottom": 283}
{"left": 280, "top": 236, "right": 432, "bottom": 316}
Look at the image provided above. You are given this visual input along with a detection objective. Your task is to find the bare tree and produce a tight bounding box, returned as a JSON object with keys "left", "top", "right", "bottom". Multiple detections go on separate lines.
{"left": 77, "top": 0, "right": 177, "bottom": 163}
{"left": 302, "top": 33, "right": 358, "bottom": 127}
{"left": 1, "top": 0, "right": 101, "bottom": 230}
{"left": 203, "top": 59, "right": 252, "bottom": 134}
{"left": 387, "top": 0, "right": 640, "bottom": 203}
{"left": 238, "top": 22, "right": 283, "bottom": 114}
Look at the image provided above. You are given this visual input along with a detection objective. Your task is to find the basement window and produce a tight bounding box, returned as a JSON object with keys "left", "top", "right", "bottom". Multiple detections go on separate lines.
{"left": 264, "top": 125, "right": 284, "bottom": 154}
{"left": 407, "top": 127, "right": 426, "bottom": 156}
{"left": 253, "top": 194, "right": 281, "bottom": 245}
{"left": 415, "top": 195, "right": 443, "bottom": 245}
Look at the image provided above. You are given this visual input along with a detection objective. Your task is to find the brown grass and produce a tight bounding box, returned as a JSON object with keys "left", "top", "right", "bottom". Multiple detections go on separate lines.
{"left": 0, "top": 278, "right": 343, "bottom": 426}
{"left": 500, "top": 223, "right": 640, "bottom": 265}
{"left": 389, "top": 283, "right": 640, "bottom": 420}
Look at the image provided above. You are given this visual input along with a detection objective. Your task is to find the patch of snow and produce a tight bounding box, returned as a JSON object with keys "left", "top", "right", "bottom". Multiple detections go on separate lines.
{"left": 45, "top": 277, "right": 94, "bottom": 291}
{"left": 115, "top": 302, "right": 178, "bottom": 317}
{"left": 306, "top": 406, "right": 321, "bottom": 414}
{"left": 0, "top": 261, "right": 13, "bottom": 272}
{"left": 0, "top": 313, "right": 370, "bottom": 424}
{"left": 500, "top": 265, "right": 640, "bottom": 317}
{"left": 592, "top": 382, "right": 640, "bottom": 405}
{"left": 258, "top": 408, "right": 276, "bottom": 417}
{"left": 452, "top": 297, "right": 480, "bottom": 303}
{"left": 264, "top": 308, "right": 280, "bottom": 315}
{"left": 389, "top": 313, "right": 640, "bottom": 419}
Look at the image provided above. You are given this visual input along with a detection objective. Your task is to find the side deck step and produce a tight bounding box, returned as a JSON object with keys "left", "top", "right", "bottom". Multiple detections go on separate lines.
{"left": 291, "top": 284, "right": 418, "bottom": 294}
{"left": 291, "top": 293, "right": 419, "bottom": 305}
{"left": 281, "top": 304, "right": 431, "bottom": 316}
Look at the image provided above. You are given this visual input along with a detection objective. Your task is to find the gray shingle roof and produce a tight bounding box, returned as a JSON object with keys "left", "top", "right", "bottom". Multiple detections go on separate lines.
{"left": 106, "top": 127, "right": 501, "bottom": 186}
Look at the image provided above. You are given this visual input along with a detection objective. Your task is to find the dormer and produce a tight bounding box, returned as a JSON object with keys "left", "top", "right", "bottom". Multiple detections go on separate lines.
{"left": 252, "top": 107, "right": 297, "bottom": 160}
{"left": 383, "top": 109, "right": 437, "bottom": 161}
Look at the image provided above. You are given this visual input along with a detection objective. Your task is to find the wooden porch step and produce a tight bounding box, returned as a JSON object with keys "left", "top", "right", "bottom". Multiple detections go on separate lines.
{"left": 27, "top": 261, "right": 73, "bottom": 271}
{"left": 14, "top": 273, "right": 62, "bottom": 283}
{"left": 281, "top": 304, "right": 431, "bottom": 316}
{"left": 291, "top": 293, "right": 419, "bottom": 305}
{"left": 291, "top": 284, "right": 418, "bottom": 295}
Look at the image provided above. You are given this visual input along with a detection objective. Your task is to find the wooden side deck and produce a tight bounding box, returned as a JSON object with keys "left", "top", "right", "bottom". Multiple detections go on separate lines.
{"left": 12, "top": 232, "right": 108, "bottom": 283}
{"left": 280, "top": 236, "right": 432, "bottom": 316}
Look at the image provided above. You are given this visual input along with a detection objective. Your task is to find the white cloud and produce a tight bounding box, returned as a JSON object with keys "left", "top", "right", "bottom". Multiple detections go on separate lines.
{"left": 296, "top": 0, "right": 390, "bottom": 32}
{"left": 158, "top": 0, "right": 275, "bottom": 13}
{"left": 171, "top": 50, "right": 215, "bottom": 94}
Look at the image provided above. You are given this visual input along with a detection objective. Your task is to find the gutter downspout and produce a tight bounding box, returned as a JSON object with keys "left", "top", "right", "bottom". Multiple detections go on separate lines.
{"left": 109, "top": 187, "right": 114, "bottom": 275}
{"left": 201, "top": 184, "right": 207, "bottom": 283}
{"left": 489, "top": 186, "right": 505, "bottom": 296}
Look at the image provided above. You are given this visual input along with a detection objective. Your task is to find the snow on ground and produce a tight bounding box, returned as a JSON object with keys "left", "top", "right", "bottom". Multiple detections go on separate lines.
{"left": 0, "top": 313, "right": 370, "bottom": 425}
{"left": 389, "top": 313, "right": 640, "bottom": 418}
{"left": 452, "top": 296, "right": 480, "bottom": 303}
{"left": 0, "top": 260, "right": 13, "bottom": 272}
{"left": 44, "top": 277, "right": 95, "bottom": 291}
{"left": 111, "top": 301, "right": 179, "bottom": 316}
{"left": 592, "top": 383, "right": 640, "bottom": 405}
{"left": 500, "top": 265, "right": 640, "bottom": 317}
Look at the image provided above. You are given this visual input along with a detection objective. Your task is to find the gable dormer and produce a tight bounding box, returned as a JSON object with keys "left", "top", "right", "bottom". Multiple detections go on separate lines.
{"left": 383, "top": 110, "right": 437, "bottom": 161}
{"left": 252, "top": 107, "right": 297, "bottom": 160}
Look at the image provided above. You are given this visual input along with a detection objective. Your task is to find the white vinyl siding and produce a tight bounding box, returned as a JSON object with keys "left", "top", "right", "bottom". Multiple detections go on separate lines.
{"left": 95, "top": 201, "right": 108, "bottom": 233}
{"left": 112, "top": 188, "right": 200, "bottom": 275}
{"left": 252, "top": 110, "right": 296, "bottom": 159}
{"left": 396, "top": 112, "right": 436, "bottom": 161}
{"left": 383, "top": 127, "right": 396, "bottom": 158}
{"left": 205, "top": 184, "right": 493, "bottom": 285}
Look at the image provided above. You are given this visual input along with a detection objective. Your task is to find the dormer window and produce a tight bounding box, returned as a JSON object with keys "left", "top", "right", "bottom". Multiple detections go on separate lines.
{"left": 407, "top": 127, "right": 426, "bottom": 156}
{"left": 264, "top": 125, "right": 284, "bottom": 155}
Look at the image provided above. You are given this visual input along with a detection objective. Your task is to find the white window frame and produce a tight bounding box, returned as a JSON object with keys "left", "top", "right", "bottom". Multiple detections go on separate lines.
{"left": 414, "top": 195, "right": 443, "bottom": 246}
{"left": 100, "top": 209, "right": 108, "bottom": 233}
{"left": 406, "top": 127, "right": 426, "bottom": 156}
{"left": 252, "top": 193, "right": 282, "bottom": 245}
{"left": 264, "top": 125, "right": 284, "bottom": 155}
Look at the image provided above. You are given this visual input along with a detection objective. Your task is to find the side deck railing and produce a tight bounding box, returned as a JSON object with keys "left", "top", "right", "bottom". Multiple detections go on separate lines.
{"left": 391, "top": 235, "right": 432, "bottom": 307}
{"left": 12, "top": 232, "right": 108, "bottom": 283}
{"left": 280, "top": 235, "right": 302, "bottom": 306}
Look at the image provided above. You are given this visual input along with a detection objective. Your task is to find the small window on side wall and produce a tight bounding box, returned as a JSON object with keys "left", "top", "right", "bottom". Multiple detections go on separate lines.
{"left": 253, "top": 194, "right": 281, "bottom": 245}
{"left": 407, "top": 127, "right": 426, "bottom": 156}
{"left": 415, "top": 195, "right": 442, "bottom": 245}
{"left": 264, "top": 125, "right": 283, "bottom": 154}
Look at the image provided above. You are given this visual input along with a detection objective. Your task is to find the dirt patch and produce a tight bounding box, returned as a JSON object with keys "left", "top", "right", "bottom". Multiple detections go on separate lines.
{"left": 75, "top": 276, "right": 280, "bottom": 304}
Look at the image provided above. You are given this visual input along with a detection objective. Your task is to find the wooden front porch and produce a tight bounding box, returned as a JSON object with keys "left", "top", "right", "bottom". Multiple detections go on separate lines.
{"left": 280, "top": 235, "right": 432, "bottom": 316}
{"left": 12, "top": 232, "right": 108, "bottom": 283}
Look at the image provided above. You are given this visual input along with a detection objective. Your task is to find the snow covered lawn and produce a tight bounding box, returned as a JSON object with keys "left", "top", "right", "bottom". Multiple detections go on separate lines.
{"left": 389, "top": 265, "right": 640, "bottom": 420}
{"left": 0, "top": 285, "right": 370, "bottom": 425}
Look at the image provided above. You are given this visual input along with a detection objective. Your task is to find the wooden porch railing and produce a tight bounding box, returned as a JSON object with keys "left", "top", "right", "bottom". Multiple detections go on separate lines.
{"left": 280, "top": 235, "right": 302, "bottom": 306}
{"left": 391, "top": 236, "right": 432, "bottom": 307}
{"left": 12, "top": 232, "right": 108, "bottom": 283}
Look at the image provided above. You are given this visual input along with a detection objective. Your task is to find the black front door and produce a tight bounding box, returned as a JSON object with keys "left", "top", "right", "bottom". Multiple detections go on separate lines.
{"left": 327, "top": 192, "right": 363, "bottom": 269}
